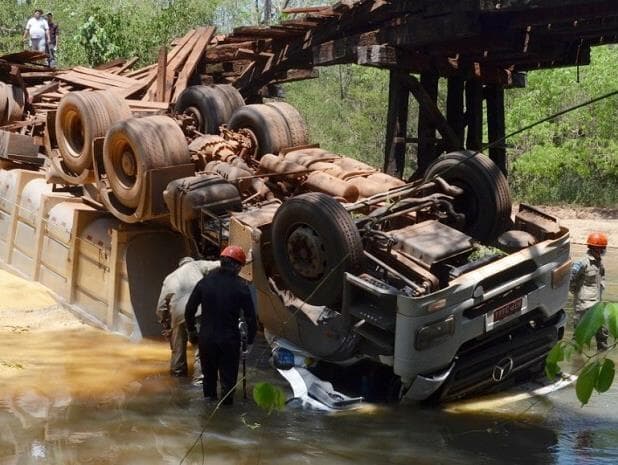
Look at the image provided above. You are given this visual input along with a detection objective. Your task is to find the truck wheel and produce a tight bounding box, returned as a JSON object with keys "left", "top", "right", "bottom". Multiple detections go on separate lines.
{"left": 265, "top": 102, "right": 309, "bottom": 148}
{"left": 271, "top": 192, "right": 363, "bottom": 306}
{"left": 56, "top": 91, "right": 131, "bottom": 175}
{"left": 0, "top": 83, "right": 9, "bottom": 125}
{"left": 228, "top": 104, "right": 292, "bottom": 158}
{"left": 174, "top": 85, "right": 243, "bottom": 134}
{"left": 103, "top": 115, "right": 190, "bottom": 209}
{"left": 424, "top": 151, "right": 511, "bottom": 241}
{"left": 217, "top": 84, "right": 246, "bottom": 115}
{"left": 5, "top": 84, "right": 25, "bottom": 123}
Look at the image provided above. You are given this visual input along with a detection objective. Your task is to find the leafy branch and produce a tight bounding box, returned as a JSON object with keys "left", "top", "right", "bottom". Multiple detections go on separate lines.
{"left": 545, "top": 301, "right": 618, "bottom": 406}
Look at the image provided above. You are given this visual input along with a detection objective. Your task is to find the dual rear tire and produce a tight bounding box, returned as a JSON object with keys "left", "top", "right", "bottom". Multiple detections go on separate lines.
{"left": 103, "top": 116, "right": 191, "bottom": 209}
{"left": 228, "top": 101, "right": 309, "bottom": 157}
{"left": 55, "top": 91, "right": 131, "bottom": 175}
{"left": 174, "top": 84, "right": 244, "bottom": 134}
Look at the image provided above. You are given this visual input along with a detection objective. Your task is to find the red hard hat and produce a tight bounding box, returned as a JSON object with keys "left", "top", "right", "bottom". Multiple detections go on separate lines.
{"left": 586, "top": 232, "right": 608, "bottom": 248}
{"left": 220, "top": 245, "right": 246, "bottom": 265}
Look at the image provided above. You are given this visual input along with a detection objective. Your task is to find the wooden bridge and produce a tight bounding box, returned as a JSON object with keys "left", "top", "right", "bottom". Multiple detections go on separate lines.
{"left": 203, "top": 0, "right": 618, "bottom": 177}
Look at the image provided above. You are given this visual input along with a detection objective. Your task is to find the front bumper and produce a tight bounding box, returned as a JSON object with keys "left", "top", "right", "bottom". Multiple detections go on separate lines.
{"left": 404, "top": 309, "right": 566, "bottom": 401}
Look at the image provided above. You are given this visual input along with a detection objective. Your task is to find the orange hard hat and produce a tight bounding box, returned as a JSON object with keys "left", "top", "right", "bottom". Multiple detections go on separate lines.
{"left": 586, "top": 232, "right": 608, "bottom": 248}
{"left": 220, "top": 245, "right": 246, "bottom": 265}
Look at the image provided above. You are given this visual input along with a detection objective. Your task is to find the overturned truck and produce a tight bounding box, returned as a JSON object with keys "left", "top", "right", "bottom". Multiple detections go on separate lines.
{"left": 0, "top": 80, "right": 570, "bottom": 401}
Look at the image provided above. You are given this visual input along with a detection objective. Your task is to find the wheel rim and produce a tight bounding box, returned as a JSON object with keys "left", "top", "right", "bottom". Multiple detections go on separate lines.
{"left": 286, "top": 224, "right": 328, "bottom": 280}
{"left": 184, "top": 106, "right": 204, "bottom": 131}
{"left": 109, "top": 138, "right": 137, "bottom": 189}
{"left": 63, "top": 108, "right": 85, "bottom": 158}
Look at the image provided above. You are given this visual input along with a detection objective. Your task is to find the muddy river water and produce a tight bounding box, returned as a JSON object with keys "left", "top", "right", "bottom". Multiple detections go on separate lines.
{"left": 1, "top": 243, "right": 617, "bottom": 465}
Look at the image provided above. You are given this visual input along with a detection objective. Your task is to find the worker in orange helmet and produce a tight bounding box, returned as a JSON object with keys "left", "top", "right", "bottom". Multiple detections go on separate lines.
{"left": 570, "top": 232, "right": 608, "bottom": 350}
{"left": 185, "top": 245, "right": 257, "bottom": 404}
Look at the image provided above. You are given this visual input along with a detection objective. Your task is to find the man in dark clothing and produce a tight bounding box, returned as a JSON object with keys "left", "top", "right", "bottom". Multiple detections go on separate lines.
{"left": 46, "top": 13, "right": 59, "bottom": 67}
{"left": 185, "top": 245, "right": 257, "bottom": 405}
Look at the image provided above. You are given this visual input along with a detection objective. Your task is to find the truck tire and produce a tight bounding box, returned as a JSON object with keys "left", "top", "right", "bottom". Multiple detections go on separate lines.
{"left": 5, "top": 84, "right": 25, "bottom": 123}
{"left": 174, "top": 85, "right": 243, "bottom": 134}
{"left": 217, "top": 84, "right": 246, "bottom": 116}
{"left": 103, "top": 115, "right": 190, "bottom": 209}
{"left": 271, "top": 192, "right": 363, "bottom": 306}
{"left": 228, "top": 104, "right": 292, "bottom": 158}
{"left": 0, "top": 83, "right": 9, "bottom": 125}
{"left": 56, "top": 91, "right": 131, "bottom": 175}
{"left": 265, "top": 101, "right": 309, "bottom": 148}
{"left": 424, "top": 151, "right": 511, "bottom": 241}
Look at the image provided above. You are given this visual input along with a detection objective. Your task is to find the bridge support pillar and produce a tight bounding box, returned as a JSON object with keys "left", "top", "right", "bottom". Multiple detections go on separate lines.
{"left": 383, "top": 69, "right": 409, "bottom": 178}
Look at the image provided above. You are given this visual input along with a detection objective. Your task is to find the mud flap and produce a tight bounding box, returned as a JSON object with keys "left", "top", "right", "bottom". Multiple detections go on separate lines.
{"left": 125, "top": 231, "right": 189, "bottom": 338}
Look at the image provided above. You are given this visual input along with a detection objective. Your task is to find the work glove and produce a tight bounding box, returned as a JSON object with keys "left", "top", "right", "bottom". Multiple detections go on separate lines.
{"left": 188, "top": 330, "right": 199, "bottom": 346}
{"left": 243, "top": 344, "right": 253, "bottom": 355}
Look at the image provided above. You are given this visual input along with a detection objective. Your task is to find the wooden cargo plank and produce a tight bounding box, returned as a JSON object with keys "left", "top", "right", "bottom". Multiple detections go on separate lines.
{"left": 142, "top": 29, "right": 198, "bottom": 101}
{"left": 125, "top": 63, "right": 157, "bottom": 78}
{"left": 153, "top": 48, "right": 168, "bottom": 102}
{"left": 114, "top": 57, "right": 139, "bottom": 75}
{"left": 29, "top": 81, "right": 59, "bottom": 102}
{"left": 125, "top": 100, "right": 170, "bottom": 110}
{"left": 72, "top": 66, "right": 142, "bottom": 87}
{"left": 171, "top": 26, "right": 216, "bottom": 102}
{"left": 95, "top": 58, "right": 126, "bottom": 70}
{"left": 56, "top": 71, "right": 125, "bottom": 90}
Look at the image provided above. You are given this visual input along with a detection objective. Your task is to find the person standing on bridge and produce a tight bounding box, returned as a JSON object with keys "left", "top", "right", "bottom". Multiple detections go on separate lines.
{"left": 570, "top": 232, "right": 608, "bottom": 351}
{"left": 185, "top": 246, "right": 257, "bottom": 405}
{"left": 157, "top": 257, "right": 219, "bottom": 382}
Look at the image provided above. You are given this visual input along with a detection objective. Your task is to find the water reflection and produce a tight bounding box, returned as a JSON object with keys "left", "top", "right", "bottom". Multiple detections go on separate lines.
{"left": 0, "top": 321, "right": 586, "bottom": 465}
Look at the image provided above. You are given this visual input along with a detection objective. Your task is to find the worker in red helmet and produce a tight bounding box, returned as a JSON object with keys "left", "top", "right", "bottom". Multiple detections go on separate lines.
{"left": 185, "top": 245, "right": 257, "bottom": 404}
{"left": 570, "top": 232, "right": 608, "bottom": 350}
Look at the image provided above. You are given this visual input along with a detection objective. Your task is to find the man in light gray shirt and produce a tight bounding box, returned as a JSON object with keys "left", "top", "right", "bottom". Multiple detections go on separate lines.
{"left": 23, "top": 9, "right": 50, "bottom": 53}
{"left": 156, "top": 257, "right": 219, "bottom": 383}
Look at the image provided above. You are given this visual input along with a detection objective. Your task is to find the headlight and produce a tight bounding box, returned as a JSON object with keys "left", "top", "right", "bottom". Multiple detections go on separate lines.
{"left": 415, "top": 315, "right": 455, "bottom": 351}
{"left": 551, "top": 259, "right": 572, "bottom": 289}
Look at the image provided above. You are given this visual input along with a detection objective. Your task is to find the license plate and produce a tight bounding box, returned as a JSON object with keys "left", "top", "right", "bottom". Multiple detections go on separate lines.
{"left": 485, "top": 296, "right": 526, "bottom": 331}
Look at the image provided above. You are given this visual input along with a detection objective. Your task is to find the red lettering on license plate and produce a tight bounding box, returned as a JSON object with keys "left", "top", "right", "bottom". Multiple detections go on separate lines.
{"left": 493, "top": 298, "right": 523, "bottom": 322}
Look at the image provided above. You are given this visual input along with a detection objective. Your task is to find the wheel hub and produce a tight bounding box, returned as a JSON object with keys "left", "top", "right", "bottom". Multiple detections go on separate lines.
{"left": 120, "top": 150, "right": 136, "bottom": 177}
{"left": 184, "top": 106, "right": 203, "bottom": 131}
{"left": 286, "top": 225, "right": 327, "bottom": 279}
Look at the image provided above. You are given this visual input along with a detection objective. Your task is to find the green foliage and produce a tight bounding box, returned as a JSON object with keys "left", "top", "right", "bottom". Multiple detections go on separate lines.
{"left": 285, "top": 46, "right": 618, "bottom": 204}
{"left": 576, "top": 360, "right": 601, "bottom": 406}
{"left": 596, "top": 359, "right": 615, "bottom": 393}
{"left": 252, "top": 382, "right": 286, "bottom": 413}
{"left": 506, "top": 46, "right": 618, "bottom": 206}
{"left": 545, "top": 301, "right": 618, "bottom": 406}
{"left": 78, "top": 15, "right": 118, "bottom": 66}
{"left": 607, "top": 303, "right": 618, "bottom": 338}
{"left": 574, "top": 302, "right": 607, "bottom": 350}
{"left": 0, "top": 0, "right": 224, "bottom": 67}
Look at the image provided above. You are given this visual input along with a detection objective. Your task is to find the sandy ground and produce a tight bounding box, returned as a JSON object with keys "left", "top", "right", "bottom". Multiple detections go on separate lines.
{"left": 0, "top": 269, "right": 169, "bottom": 395}
{"left": 0, "top": 271, "right": 88, "bottom": 378}
{"left": 0, "top": 271, "right": 85, "bottom": 330}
